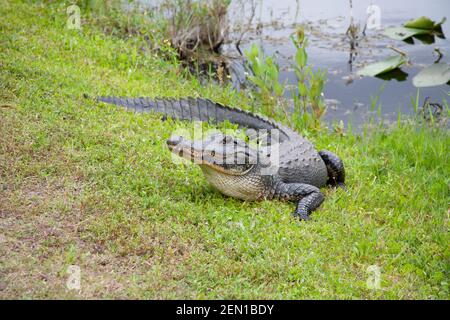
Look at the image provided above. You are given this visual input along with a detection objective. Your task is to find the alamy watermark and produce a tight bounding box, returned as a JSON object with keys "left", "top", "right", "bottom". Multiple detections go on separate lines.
{"left": 366, "top": 265, "right": 381, "bottom": 290}
{"left": 66, "top": 265, "right": 81, "bottom": 291}
{"left": 366, "top": 5, "right": 381, "bottom": 30}
{"left": 66, "top": 4, "right": 81, "bottom": 30}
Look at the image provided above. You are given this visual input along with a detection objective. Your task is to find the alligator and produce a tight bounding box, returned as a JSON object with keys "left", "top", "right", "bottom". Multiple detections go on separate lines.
{"left": 98, "top": 96, "right": 345, "bottom": 220}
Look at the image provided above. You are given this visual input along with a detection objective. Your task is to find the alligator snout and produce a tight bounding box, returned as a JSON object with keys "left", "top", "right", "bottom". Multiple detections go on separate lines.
{"left": 166, "top": 135, "right": 183, "bottom": 148}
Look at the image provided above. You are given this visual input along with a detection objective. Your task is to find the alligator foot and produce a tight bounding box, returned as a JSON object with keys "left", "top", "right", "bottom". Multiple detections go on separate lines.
{"left": 273, "top": 182, "right": 325, "bottom": 220}
{"left": 294, "top": 192, "right": 325, "bottom": 220}
{"left": 319, "top": 150, "right": 346, "bottom": 189}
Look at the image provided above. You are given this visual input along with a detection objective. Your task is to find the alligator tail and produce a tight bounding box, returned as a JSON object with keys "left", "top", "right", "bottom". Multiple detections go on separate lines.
{"left": 97, "top": 96, "right": 287, "bottom": 134}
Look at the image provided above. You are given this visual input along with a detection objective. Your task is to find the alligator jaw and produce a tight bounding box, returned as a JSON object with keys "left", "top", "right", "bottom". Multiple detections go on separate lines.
{"left": 166, "top": 135, "right": 202, "bottom": 164}
{"left": 166, "top": 133, "right": 256, "bottom": 176}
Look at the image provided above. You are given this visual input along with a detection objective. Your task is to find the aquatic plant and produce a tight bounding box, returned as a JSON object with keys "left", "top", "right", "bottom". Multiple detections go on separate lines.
{"left": 384, "top": 16, "right": 446, "bottom": 43}
{"left": 244, "top": 44, "right": 285, "bottom": 116}
{"left": 290, "top": 28, "right": 327, "bottom": 131}
{"left": 359, "top": 16, "right": 450, "bottom": 88}
{"left": 244, "top": 28, "right": 327, "bottom": 131}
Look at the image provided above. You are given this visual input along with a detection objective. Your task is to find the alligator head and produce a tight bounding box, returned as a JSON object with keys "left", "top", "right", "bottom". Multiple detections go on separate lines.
{"left": 166, "top": 132, "right": 272, "bottom": 200}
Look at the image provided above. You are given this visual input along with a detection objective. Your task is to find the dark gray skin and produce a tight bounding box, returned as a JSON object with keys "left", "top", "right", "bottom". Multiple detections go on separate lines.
{"left": 98, "top": 96, "right": 346, "bottom": 220}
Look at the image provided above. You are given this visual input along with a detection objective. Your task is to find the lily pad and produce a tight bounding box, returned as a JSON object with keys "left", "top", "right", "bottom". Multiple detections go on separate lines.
{"left": 412, "top": 63, "right": 450, "bottom": 87}
{"left": 404, "top": 16, "right": 446, "bottom": 31}
{"left": 383, "top": 27, "right": 429, "bottom": 41}
{"left": 404, "top": 16, "right": 436, "bottom": 30}
{"left": 357, "top": 55, "right": 407, "bottom": 77}
{"left": 384, "top": 16, "right": 446, "bottom": 41}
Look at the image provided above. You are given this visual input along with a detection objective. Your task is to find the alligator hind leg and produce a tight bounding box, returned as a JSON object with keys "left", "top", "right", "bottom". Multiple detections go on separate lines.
{"left": 273, "top": 182, "right": 325, "bottom": 220}
{"left": 319, "top": 150, "right": 346, "bottom": 189}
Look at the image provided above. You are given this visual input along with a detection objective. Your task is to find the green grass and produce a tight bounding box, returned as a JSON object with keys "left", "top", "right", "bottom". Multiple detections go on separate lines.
{"left": 0, "top": 1, "right": 448, "bottom": 299}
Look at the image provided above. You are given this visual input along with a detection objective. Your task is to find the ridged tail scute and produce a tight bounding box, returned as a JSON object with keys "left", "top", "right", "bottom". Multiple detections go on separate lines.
{"left": 98, "top": 96, "right": 291, "bottom": 140}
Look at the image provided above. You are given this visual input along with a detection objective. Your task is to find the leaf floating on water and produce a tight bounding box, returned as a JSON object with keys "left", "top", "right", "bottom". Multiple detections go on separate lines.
{"left": 412, "top": 63, "right": 450, "bottom": 87}
{"left": 383, "top": 27, "right": 429, "bottom": 41}
{"left": 383, "top": 16, "right": 446, "bottom": 41}
{"left": 357, "top": 55, "right": 406, "bottom": 77}
{"left": 404, "top": 16, "right": 436, "bottom": 30}
{"left": 404, "top": 16, "right": 446, "bottom": 31}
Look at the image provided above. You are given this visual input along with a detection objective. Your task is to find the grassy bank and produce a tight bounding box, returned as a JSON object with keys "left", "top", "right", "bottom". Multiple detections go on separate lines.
{"left": 0, "top": 1, "right": 448, "bottom": 299}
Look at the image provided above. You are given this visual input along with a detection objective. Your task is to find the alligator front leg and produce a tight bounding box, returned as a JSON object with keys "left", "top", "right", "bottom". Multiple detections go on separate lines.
{"left": 319, "top": 150, "right": 346, "bottom": 189}
{"left": 273, "top": 182, "right": 325, "bottom": 220}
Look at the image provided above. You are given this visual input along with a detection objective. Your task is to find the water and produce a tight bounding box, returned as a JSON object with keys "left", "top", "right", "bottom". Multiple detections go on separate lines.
{"left": 135, "top": 0, "right": 450, "bottom": 127}
{"left": 227, "top": 0, "right": 450, "bottom": 126}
